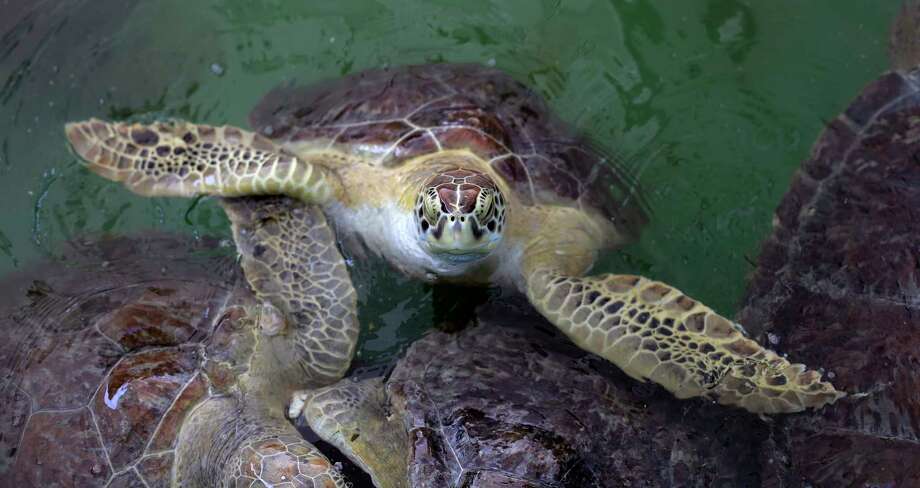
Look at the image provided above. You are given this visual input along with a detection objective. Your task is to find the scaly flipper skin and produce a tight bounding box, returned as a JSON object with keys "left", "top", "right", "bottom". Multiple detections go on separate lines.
{"left": 290, "top": 378, "right": 408, "bottom": 488}
{"left": 178, "top": 396, "right": 347, "bottom": 487}
{"left": 65, "top": 118, "right": 340, "bottom": 203}
{"left": 525, "top": 265, "right": 844, "bottom": 414}
{"left": 221, "top": 197, "right": 359, "bottom": 385}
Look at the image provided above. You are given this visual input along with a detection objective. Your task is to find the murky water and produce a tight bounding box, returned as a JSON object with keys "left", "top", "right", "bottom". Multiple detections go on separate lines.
{"left": 0, "top": 0, "right": 897, "bottom": 366}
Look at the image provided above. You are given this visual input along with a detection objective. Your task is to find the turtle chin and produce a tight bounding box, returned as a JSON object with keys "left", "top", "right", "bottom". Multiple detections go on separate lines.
{"left": 432, "top": 250, "right": 491, "bottom": 264}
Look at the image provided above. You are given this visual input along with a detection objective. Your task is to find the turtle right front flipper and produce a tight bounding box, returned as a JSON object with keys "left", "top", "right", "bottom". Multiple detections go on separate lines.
{"left": 524, "top": 261, "right": 845, "bottom": 414}
{"left": 65, "top": 118, "right": 341, "bottom": 203}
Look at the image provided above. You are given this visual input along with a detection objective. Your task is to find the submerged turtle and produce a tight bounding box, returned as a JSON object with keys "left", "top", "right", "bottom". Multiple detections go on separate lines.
{"left": 738, "top": 5, "right": 920, "bottom": 485}
{"left": 296, "top": 300, "right": 764, "bottom": 487}
{"left": 65, "top": 63, "right": 841, "bottom": 414}
{"left": 0, "top": 208, "right": 356, "bottom": 487}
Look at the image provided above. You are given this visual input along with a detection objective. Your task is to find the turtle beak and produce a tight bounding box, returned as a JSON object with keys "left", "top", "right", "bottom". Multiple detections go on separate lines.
{"left": 425, "top": 212, "right": 497, "bottom": 259}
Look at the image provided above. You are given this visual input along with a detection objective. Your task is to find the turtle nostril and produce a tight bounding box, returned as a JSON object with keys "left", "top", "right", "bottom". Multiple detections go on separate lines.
{"left": 460, "top": 216, "right": 465, "bottom": 222}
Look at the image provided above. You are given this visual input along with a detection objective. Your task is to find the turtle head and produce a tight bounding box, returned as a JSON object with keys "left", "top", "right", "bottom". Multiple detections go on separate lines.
{"left": 415, "top": 169, "right": 506, "bottom": 262}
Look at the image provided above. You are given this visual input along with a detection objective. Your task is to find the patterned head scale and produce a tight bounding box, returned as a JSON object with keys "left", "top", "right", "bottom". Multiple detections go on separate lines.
{"left": 415, "top": 169, "right": 506, "bottom": 261}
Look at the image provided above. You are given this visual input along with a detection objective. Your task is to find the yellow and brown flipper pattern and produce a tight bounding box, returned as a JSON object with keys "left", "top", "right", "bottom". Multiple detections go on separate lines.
{"left": 527, "top": 269, "right": 844, "bottom": 414}
{"left": 65, "top": 118, "right": 339, "bottom": 203}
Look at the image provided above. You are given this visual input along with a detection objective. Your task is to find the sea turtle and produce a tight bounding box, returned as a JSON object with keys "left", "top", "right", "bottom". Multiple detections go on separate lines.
{"left": 295, "top": 299, "right": 764, "bottom": 487}
{"left": 738, "top": 4, "right": 920, "bottom": 485}
{"left": 65, "top": 63, "right": 842, "bottom": 414}
{"left": 0, "top": 215, "right": 356, "bottom": 486}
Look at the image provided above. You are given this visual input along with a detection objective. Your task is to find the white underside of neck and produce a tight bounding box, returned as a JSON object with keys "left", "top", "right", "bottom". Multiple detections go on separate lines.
{"left": 327, "top": 202, "right": 507, "bottom": 282}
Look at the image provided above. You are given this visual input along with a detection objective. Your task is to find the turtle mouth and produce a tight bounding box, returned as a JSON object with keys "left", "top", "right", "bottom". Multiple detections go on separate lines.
{"left": 432, "top": 250, "right": 490, "bottom": 263}
{"left": 420, "top": 218, "right": 502, "bottom": 262}
{"left": 424, "top": 232, "right": 500, "bottom": 261}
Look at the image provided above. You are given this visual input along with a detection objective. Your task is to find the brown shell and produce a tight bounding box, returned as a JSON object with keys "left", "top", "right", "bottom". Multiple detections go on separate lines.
{"left": 0, "top": 234, "right": 248, "bottom": 487}
{"left": 739, "top": 67, "right": 920, "bottom": 485}
{"left": 249, "top": 63, "right": 646, "bottom": 234}
{"left": 389, "top": 301, "right": 764, "bottom": 487}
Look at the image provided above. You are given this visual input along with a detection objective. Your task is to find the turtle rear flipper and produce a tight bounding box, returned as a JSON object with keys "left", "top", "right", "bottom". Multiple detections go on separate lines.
{"left": 65, "top": 118, "right": 341, "bottom": 203}
{"left": 290, "top": 378, "right": 408, "bottom": 488}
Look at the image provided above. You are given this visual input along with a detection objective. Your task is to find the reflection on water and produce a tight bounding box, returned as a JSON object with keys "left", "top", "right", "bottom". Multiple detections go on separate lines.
{"left": 0, "top": 0, "right": 898, "bottom": 363}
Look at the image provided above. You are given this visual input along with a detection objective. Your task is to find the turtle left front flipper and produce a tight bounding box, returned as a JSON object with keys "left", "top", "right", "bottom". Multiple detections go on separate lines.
{"left": 221, "top": 196, "right": 359, "bottom": 385}
{"left": 523, "top": 251, "right": 844, "bottom": 414}
{"left": 65, "top": 118, "right": 341, "bottom": 203}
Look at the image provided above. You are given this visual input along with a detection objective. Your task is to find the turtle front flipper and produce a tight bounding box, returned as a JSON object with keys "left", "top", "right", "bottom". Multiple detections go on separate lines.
{"left": 221, "top": 196, "right": 359, "bottom": 385}
{"left": 290, "top": 378, "right": 409, "bottom": 488}
{"left": 65, "top": 118, "right": 341, "bottom": 203}
{"left": 177, "top": 396, "right": 348, "bottom": 487}
{"left": 523, "top": 261, "right": 844, "bottom": 414}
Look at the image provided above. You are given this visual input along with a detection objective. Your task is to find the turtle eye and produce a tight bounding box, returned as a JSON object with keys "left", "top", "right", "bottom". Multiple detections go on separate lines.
{"left": 423, "top": 188, "right": 441, "bottom": 223}
{"left": 474, "top": 189, "right": 495, "bottom": 223}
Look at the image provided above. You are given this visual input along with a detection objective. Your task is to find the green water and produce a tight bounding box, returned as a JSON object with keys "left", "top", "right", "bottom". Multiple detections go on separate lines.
{"left": 0, "top": 0, "right": 898, "bottom": 362}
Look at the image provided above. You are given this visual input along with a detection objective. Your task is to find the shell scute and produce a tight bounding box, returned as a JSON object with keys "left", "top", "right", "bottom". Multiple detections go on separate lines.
{"left": 392, "top": 130, "right": 440, "bottom": 161}
{"left": 99, "top": 289, "right": 213, "bottom": 351}
{"left": 108, "top": 470, "right": 146, "bottom": 488}
{"left": 148, "top": 373, "right": 209, "bottom": 452}
{"left": 92, "top": 347, "right": 200, "bottom": 469}
{"left": 334, "top": 120, "right": 412, "bottom": 148}
{"left": 18, "top": 316, "right": 122, "bottom": 411}
{"left": 7, "top": 409, "right": 111, "bottom": 486}
{"left": 410, "top": 99, "right": 510, "bottom": 146}
{"left": 430, "top": 125, "right": 507, "bottom": 159}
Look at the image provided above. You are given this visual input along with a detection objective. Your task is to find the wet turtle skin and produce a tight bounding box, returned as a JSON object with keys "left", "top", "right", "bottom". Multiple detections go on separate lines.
{"left": 738, "top": 67, "right": 920, "bottom": 484}
{"left": 384, "top": 301, "right": 765, "bottom": 488}
{"left": 0, "top": 234, "right": 342, "bottom": 487}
